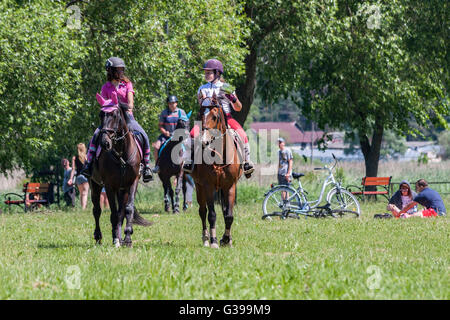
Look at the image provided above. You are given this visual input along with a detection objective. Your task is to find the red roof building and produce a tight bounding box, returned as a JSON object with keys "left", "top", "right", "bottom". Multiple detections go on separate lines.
{"left": 249, "top": 122, "right": 324, "bottom": 145}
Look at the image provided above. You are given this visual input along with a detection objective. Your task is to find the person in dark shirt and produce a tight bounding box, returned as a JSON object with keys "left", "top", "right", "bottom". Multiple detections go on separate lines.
{"left": 397, "top": 179, "right": 447, "bottom": 218}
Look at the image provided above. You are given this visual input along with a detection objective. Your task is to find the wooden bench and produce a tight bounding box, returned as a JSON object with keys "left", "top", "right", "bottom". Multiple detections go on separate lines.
{"left": 347, "top": 176, "right": 392, "bottom": 201}
{"left": 4, "top": 182, "right": 50, "bottom": 212}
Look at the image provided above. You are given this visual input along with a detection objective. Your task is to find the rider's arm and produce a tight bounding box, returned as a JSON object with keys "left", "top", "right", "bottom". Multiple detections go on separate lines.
{"left": 230, "top": 94, "right": 242, "bottom": 112}
{"left": 158, "top": 115, "right": 171, "bottom": 137}
{"left": 127, "top": 91, "right": 134, "bottom": 111}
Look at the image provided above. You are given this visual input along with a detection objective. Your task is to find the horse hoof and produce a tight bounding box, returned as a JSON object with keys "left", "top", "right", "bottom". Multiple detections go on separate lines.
{"left": 124, "top": 241, "right": 133, "bottom": 248}
{"left": 95, "top": 239, "right": 102, "bottom": 245}
{"left": 220, "top": 235, "right": 233, "bottom": 247}
{"left": 113, "top": 238, "right": 121, "bottom": 248}
{"left": 203, "top": 241, "right": 210, "bottom": 247}
{"left": 220, "top": 239, "right": 233, "bottom": 248}
{"left": 210, "top": 243, "right": 219, "bottom": 249}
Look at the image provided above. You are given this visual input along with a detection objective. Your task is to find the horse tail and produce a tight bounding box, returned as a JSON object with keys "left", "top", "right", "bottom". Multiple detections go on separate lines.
{"left": 132, "top": 206, "right": 154, "bottom": 227}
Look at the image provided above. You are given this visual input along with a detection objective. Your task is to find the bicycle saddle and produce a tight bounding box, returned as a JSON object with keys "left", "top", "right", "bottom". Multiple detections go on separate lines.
{"left": 292, "top": 172, "right": 305, "bottom": 179}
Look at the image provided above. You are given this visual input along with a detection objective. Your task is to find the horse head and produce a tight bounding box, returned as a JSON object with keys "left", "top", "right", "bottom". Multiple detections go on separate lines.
{"left": 96, "top": 92, "right": 129, "bottom": 152}
{"left": 200, "top": 93, "right": 226, "bottom": 146}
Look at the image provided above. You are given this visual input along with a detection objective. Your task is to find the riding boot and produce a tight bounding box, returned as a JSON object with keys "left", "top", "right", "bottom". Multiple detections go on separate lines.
{"left": 243, "top": 142, "right": 254, "bottom": 178}
{"left": 80, "top": 129, "right": 100, "bottom": 178}
{"left": 182, "top": 139, "right": 195, "bottom": 173}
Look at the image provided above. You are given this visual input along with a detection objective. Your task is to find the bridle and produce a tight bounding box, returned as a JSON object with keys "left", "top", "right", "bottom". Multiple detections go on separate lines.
{"left": 100, "top": 107, "right": 129, "bottom": 145}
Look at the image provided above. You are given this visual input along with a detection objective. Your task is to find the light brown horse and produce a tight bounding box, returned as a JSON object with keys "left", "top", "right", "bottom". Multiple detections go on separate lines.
{"left": 190, "top": 95, "right": 243, "bottom": 248}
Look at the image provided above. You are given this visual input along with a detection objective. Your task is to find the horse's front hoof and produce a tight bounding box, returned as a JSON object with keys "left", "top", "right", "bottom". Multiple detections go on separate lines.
{"left": 113, "top": 238, "right": 121, "bottom": 248}
{"left": 124, "top": 241, "right": 133, "bottom": 248}
{"left": 95, "top": 239, "right": 102, "bottom": 245}
{"left": 173, "top": 208, "right": 180, "bottom": 214}
{"left": 220, "top": 235, "right": 233, "bottom": 247}
{"left": 210, "top": 243, "right": 219, "bottom": 249}
{"left": 210, "top": 237, "right": 219, "bottom": 249}
{"left": 203, "top": 241, "right": 210, "bottom": 247}
{"left": 220, "top": 239, "right": 233, "bottom": 248}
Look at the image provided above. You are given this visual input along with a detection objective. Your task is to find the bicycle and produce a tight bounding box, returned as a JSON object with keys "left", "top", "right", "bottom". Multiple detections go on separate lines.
{"left": 262, "top": 154, "right": 361, "bottom": 220}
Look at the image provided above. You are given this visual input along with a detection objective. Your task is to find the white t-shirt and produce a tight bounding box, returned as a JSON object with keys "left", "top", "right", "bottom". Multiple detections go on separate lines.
{"left": 197, "top": 81, "right": 233, "bottom": 114}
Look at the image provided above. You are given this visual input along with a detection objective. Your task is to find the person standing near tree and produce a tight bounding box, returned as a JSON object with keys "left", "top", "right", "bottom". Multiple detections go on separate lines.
{"left": 277, "top": 137, "right": 293, "bottom": 186}
{"left": 69, "top": 143, "right": 90, "bottom": 210}
{"left": 62, "top": 158, "right": 75, "bottom": 208}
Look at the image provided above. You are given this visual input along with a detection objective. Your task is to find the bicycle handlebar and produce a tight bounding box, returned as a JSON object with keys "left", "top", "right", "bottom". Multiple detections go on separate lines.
{"left": 315, "top": 154, "right": 338, "bottom": 173}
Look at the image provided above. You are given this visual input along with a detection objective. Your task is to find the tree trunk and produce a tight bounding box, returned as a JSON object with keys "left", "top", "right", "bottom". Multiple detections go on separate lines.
{"left": 359, "top": 121, "right": 384, "bottom": 178}
{"left": 235, "top": 43, "right": 258, "bottom": 126}
{"left": 359, "top": 120, "right": 384, "bottom": 197}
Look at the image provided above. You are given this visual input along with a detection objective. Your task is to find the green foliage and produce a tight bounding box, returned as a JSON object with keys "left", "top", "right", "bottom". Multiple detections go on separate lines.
{"left": 0, "top": 0, "right": 248, "bottom": 174}
{"left": 251, "top": 0, "right": 449, "bottom": 175}
{"left": 417, "top": 153, "right": 429, "bottom": 165}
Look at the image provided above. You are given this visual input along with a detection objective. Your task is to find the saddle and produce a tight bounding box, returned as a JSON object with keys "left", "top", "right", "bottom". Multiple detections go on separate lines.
{"left": 292, "top": 172, "right": 305, "bottom": 179}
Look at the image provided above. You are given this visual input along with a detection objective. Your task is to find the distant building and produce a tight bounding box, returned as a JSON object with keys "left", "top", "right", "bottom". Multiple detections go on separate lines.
{"left": 249, "top": 121, "right": 441, "bottom": 162}
{"left": 249, "top": 122, "right": 362, "bottom": 162}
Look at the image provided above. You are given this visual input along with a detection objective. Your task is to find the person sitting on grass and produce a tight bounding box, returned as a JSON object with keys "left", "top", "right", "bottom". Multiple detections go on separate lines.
{"left": 386, "top": 180, "right": 418, "bottom": 216}
{"left": 395, "top": 179, "right": 447, "bottom": 218}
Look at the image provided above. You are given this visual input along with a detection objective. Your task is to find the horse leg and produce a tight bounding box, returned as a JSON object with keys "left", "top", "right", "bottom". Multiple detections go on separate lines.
{"left": 123, "top": 179, "right": 139, "bottom": 248}
{"left": 117, "top": 190, "right": 127, "bottom": 245}
{"left": 206, "top": 188, "right": 218, "bottom": 249}
{"left": 162, "top": 178, "right": 170, "bottom": 212}
{"left": 106, "top": 188, "right": 121, "bottom": 248}
{"left": 220, "top": 184, "right": 236, "bottom": 247}
{"left": 196, "top": 183, "right": 209, "bottom": 247}
{"left": 91, "top": 182, "right": 103, "bottom": 244}
{"left": 172, "top": 175, "right": 180, "bottom": 214}
{"left": 182, "top": 174, "right": 188, "bottom": 211}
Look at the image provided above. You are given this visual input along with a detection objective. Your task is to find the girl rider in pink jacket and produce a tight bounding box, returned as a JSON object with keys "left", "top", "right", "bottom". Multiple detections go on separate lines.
{"left": 80, "top": 57, "right": 153, "bottom": 182}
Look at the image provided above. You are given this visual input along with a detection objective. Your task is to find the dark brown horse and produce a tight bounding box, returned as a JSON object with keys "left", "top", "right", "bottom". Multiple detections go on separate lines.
{"left": 157, "top": 113, "right": 190, "bottom": 214}
{"left": 90, "top": 102, "right": 152, "bottom": 248}
{"left": 190, "top": 95, "right": 243, "bottom": 248}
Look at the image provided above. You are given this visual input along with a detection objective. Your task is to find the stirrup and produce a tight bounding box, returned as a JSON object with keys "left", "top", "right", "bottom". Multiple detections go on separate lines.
{"left": 183, "top": 163, "right": 194, "bottom": 173}
{"left": 143, "top": 167, "right": 153, "bottom": 183}
{"left": 243, "top": 163, "right": 254, "bottom": 178}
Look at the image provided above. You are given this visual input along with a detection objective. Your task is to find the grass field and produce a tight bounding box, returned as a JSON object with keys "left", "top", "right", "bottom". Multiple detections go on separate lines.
{"left": 0, "top": 161, "right": 449, "bottom": 300}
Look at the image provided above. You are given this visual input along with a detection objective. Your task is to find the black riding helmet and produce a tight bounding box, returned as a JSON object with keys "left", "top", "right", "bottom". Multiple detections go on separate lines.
{"left": 166, "top": 95, "right": 178, "bottom": 103}
{"left": 105, "top": 57, "right": 126, "bottom": 70}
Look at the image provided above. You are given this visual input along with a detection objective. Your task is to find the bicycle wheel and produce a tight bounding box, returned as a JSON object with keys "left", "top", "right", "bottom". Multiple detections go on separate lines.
{"left": 262, "top": 186, "right": 302, "bottom": 220}
{"left": 326, "top": 188, "right": 361, "bottom": 218}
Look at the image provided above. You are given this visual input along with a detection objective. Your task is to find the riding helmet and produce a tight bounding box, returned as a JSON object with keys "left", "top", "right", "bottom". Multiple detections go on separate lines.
{"left": 166, "top": 95, "right": 178, "bottom": 103}
{"left": 203, "top": 59, "right": 223, "bottom": 74}
{"left": 105, "top": 57, "right": 126, "bottom": 70}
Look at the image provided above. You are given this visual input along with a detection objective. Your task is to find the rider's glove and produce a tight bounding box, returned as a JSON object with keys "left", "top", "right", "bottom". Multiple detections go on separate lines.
{"left": 225, "top": 93, "right": 237, "bottom": 103}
